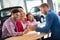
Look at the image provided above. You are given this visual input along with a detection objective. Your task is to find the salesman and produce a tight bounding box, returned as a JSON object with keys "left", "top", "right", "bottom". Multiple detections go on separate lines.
{"left": 30, "top": 3, "right": 60, "bottom": 40}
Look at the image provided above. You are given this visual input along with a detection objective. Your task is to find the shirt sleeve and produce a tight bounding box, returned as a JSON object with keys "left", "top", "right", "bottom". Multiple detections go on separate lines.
{"left": 6, "top": 22, "right": 22, "bottom": 36}
{"left": 36, "top": 14, "right": 53, "bottom": 33}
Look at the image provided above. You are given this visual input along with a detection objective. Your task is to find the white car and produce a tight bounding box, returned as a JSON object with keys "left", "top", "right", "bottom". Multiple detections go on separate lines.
{"left": 30, "top": 6, "right": 46, "bottom": 23}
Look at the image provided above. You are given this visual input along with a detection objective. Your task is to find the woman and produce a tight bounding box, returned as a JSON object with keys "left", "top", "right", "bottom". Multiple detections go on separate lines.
{"left": 26, "top": 13, "right": 36, "bottom": 26}
{"left": 16, "top": 8, "right": 27, "bottom": 32}
{"left": 23, "top": 13, "right": 37, "bottom": 34}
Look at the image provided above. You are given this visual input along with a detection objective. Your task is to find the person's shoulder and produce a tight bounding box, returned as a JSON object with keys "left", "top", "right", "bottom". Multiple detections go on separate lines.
{"left": 49, "top": 10, "right": 56, "bottom": 14}
{"left": 34, "top": 19, "right": 37, "bottom": 22}
{"left": 4, "top": 17, "right": 10, "bottom": 24}
{"left": 3, "top": 17, "right": 11, "bottom": 26}
{"left": 47, "top": 10, "right": 56, "bottom": 16}
{"left": 27, "top": 21, "right": 30, "bottom": 23}
{"left": 34, "top": 19, "right": 36, "bottom": 21}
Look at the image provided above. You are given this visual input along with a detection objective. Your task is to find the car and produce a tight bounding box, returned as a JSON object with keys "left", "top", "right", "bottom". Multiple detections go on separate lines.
{"left": 30, "top": 6, "right": 46, "bottom": 23}
{"left": 0, "top": 6, "right": 23, "bottom": 37}
{"left": 0, "top": 6, "right": 23, "bottom": 26}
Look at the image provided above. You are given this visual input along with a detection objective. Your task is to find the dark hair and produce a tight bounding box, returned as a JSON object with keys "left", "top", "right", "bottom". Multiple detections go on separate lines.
{"left": 26, "top": 12, "right": 34, "bottom": 21}
{"left": 11, "top": 8, "right": 20, "bottom": 14}
{"left": 26, "top": 12, "right": 31, "bottom": 16}
{"left": 40, "top": 3, "right": 50, "bottom": 8}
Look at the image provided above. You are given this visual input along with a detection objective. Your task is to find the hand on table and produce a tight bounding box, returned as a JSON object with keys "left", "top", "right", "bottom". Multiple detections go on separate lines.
{"left": 28, "top": 25, "right": 36, "bottom": 31}
{"left": 12, "top": 32, "right": 23, "bottom": 37}
{"left": 23, "top": 25, "right": 36, "bottom": 34}
{"left": 23, "top": 29, "right": 29, "bottom": 34}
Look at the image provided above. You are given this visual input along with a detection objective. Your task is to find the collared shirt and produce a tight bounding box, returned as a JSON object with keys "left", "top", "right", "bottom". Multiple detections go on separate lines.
{"left": 27, "top": 19, "right": 36, "bottom": 26}
{"left": 2, "top": 17, "right": 22, "bottom": 38}
{"left": 36, "top": 10, "right": 60, "bottom": 38}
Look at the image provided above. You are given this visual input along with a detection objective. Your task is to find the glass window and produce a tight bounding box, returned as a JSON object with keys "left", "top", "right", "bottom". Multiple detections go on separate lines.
{"left": 26, "top": 0, "right": 42, "bottom": 12}
{"left": 1, "top": 10, "right": 11, "bottom": 17}
{"left": 26, "top": 0, "right": 42, "bottom": 16}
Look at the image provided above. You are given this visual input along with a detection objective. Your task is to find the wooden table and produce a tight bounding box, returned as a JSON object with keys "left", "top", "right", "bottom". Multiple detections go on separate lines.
{"left": 5, "top": 33, "right": 47, "bottom": 40}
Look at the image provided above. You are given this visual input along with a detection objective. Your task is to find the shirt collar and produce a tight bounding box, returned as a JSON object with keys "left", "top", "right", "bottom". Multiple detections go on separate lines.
{"left": 10, "top": 17, "right": 16, "bottom": 23}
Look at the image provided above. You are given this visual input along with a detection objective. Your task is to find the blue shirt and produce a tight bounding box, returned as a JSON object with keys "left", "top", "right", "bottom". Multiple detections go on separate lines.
{"left": 36, "top": 10, "right": 60, "bottom": 38}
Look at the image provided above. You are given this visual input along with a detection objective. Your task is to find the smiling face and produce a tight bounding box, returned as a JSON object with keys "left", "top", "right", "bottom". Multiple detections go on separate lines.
{"left": 27, "top": 13, "right": 34, "bottom": 22}
{"left": 12, "top": 12, "right": 20, "bottom": 21}
{"left": 19, "top": 9, "right": 25, "bottom": 18}
{"left": 39, "top": 7, "right": 48, "bottom": 15}
{"left": 39, "top": 3, "right": 50, "bottom": 15}
{"left": 28, "top": 15, "right": 33, "bottom": 21}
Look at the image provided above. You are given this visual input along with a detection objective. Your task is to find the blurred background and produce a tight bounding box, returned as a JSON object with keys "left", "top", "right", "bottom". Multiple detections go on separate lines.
{"left": 0, "top": 0, "right": 60, "bottom": 39}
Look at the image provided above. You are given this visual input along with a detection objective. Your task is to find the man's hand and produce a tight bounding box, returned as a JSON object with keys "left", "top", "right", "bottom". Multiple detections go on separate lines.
{"left": 12, "top": 32, "right": 23, "bottom": 37}
{"left": 28, "top": 25, "right": 36, "bottom": 31}
{"left": 23, "top": 29, "right": 29, "bottom": 34}
{"left": 18, "top": 32, "right": 23, "bottom": 36}
{"left": 23, "top": 25, "right": 36, "bottom": 34}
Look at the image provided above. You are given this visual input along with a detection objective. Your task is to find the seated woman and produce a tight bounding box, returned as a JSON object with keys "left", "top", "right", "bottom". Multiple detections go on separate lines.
{"left": 23, "top": 13, "right": 37, "bottom": 34}
{"left": 16, "top": 8, "right": 27, "bottom": 32}
{"left": 26, "top": 13, "right": 36, "bottom": 26}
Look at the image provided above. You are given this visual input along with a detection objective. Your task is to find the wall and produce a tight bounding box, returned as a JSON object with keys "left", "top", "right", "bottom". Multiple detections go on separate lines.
{"left": 1, "top": 0, "right": 26, "bottom": 12}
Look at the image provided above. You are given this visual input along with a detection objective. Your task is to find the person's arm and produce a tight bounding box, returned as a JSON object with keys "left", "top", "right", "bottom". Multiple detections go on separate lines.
{"left": 6, "top": 22, "right": 22, "bottom": 36}
{"left": 36, "top": 14, "right": 53, "bottom": 33}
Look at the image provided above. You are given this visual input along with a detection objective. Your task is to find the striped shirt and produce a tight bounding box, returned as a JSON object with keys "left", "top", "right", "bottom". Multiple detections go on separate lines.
{"left": 2, "top": 17, "right": 22, "bottom": 38}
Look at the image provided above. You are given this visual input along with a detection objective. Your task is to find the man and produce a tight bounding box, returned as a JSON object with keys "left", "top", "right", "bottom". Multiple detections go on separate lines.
{"left": 31, "top": 3, "right": 60, "bottom": 40}
{"left": 2, "top": 9, "right": 23, "bottom": 38}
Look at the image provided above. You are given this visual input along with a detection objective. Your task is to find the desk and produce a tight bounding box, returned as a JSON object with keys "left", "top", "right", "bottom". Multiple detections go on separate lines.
{"left": 5, "top": 33, "right": 47, "bottom": 40}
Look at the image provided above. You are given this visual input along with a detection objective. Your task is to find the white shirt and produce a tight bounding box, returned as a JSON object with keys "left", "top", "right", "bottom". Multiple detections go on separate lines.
{"left": 21, "top": 22, "right": 27, "bottom": 30}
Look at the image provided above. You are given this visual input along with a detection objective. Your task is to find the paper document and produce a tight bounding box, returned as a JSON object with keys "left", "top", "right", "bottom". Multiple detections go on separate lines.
{"left": 27, "top": 31, "right": 40, "bottom": 35}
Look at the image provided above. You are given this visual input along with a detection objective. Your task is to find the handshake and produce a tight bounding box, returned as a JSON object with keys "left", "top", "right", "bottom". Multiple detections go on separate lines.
{"left": 23, "top": 25, "right": 36, "bottom": 34}
{"left": 15, "top": 25, "right": 36, "bottom": 36}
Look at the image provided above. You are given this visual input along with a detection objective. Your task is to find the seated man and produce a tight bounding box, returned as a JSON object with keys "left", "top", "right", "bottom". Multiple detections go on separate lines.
{"left": 2, "top": 9, "right": 23, "bottom": 39}
{"left": 29, "top": 3, "right": 60, "bottom": 40}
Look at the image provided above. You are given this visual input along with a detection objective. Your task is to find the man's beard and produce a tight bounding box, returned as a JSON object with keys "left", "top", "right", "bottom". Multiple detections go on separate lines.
{"left": 13, "top": 17, "right": 17, "bottom": 21}
{"left": 44, "top": 11, "right": 47, "bottom": 15}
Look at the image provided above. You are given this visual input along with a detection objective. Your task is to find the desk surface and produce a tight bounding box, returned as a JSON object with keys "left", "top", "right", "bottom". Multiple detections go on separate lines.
{"left": 5, "top": 33, "right": 46, "bottom": 40}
